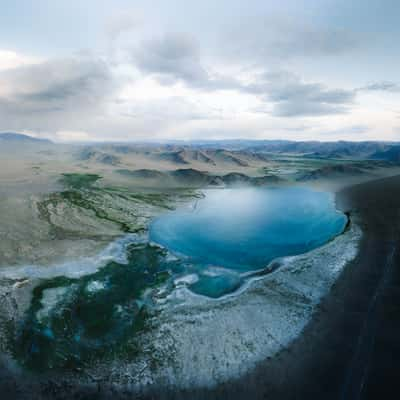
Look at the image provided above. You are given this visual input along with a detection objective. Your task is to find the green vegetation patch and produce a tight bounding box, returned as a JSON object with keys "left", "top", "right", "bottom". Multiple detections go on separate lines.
{"left": 59, "top": 173, "right": 102, "bottom": 189}
{"left": 36, "top": 174, "right": 192, "bottom": 239}
{"left": 12, "top": 243, "right": 182, "bottom": 372}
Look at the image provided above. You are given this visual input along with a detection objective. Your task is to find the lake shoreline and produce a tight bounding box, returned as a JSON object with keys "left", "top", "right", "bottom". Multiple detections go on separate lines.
{"left": 160, "top": 174, "right": 400, "bottom": 400}
{"left": 3, "top": 176, "right": 400, "bottom": 398}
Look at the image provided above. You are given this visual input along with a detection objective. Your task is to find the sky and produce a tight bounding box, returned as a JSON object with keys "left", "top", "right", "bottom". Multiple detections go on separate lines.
{"left": 0, "top": 0, "right": 399, "bottom": 142}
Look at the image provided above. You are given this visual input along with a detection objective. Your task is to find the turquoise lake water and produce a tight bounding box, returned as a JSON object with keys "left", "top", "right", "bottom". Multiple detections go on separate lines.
{"left": 14, "top": 187, "right": 347, "bottom": 371}
{"left": 150, "top": 187, "right": 347, "bottom": 297}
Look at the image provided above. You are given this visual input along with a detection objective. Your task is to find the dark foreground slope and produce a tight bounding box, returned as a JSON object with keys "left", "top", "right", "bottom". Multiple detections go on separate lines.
{"left": 159, "top": 175, "right": 400, "bottom": 400}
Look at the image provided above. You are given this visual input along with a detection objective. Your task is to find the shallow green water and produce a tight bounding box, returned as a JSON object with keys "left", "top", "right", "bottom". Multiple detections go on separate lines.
{"left": 14, "top": 243, "right": 182, "bottom": 371}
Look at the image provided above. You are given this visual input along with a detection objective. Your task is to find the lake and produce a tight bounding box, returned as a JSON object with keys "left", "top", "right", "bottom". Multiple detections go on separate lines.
{"left": 13, "top": 187, "right": 347, "bottom": 371}
{"left": 150, "top": 187, "right": 347, "bottom": 297}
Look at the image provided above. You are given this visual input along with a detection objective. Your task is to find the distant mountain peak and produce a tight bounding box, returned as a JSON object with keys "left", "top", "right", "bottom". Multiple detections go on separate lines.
{"left": 0, "top": 132, "right": 52, "bottom": 143}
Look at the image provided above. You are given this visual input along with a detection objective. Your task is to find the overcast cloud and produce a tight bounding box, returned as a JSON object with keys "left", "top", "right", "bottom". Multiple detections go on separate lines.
{"left": 358, "top": 81, "right": 400, "bottom": 93}
{"left": 0, "top": 0, "right": 399, "bottom": 141}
